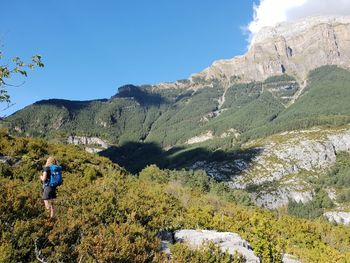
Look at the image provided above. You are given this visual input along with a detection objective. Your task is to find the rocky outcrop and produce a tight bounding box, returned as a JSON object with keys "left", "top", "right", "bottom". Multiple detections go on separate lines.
{"left": 159, "top": 229, "right": 301, "bottom": 262}
{"left": 252, "top": 129, "right": 350, "bottom": 208}
{"left": 324, "top": 211, "right": 350, "bottom": 225}
{"left": 251, "top": 186, "right": 313, "bottom": 210}
{"left": 328, "top": 132, "right": 350, "bottom": 152}
{"left": 189, "top": 160, "right": 248, "bottom": 181}
{"left": 186, "top": 131, "right": 214, "bottom": 145}
{"left": 241, "top": 129, "right": 350, "bottom": 208}
{"left": 282, "top": 253, "right": 301, "bottom": 263}
{"left": 191, "top": 16, "right": 350, "bottom": 83}
{"left": 220, "top": 128, "right": 240, "bottom": 139}
{"left": 67, "top": 136, "right": 109, "bottom": 151}
{"left": 162, "top": 229, "right": 260, "bottom": 262}
{"left": 189, "top": 128, "right": 350, "bottom": 208}
{"left": 231, "top": 139, "right": 336, "bottom": 189}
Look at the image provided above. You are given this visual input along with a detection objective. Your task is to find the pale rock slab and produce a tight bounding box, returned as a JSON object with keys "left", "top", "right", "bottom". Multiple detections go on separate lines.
{"left": 282, "top": 253, "right": 301, "bottom": 263}
{"left": 324, "top": 211, "right": 350, "bottom": 225}
{"left": 186, "top": 131, "right": 214, "bottom": 145}
{"left": 174, "top": 229, "right": 260, "bottom": 263}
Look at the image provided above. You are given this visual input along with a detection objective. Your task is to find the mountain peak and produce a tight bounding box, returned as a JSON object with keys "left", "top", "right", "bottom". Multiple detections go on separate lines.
{"left": 253, "top": 15, "right": 350, "bottom": 44}
{"left": 190, "top": 15, "right": 350, "bottom": 84}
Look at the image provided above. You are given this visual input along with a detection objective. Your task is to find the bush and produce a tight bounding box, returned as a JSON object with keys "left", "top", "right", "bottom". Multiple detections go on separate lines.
{"left": 288, "top": 189, "right": 334, "bottom": 219}
{"left": 171, "top": 242, "right": 242, "bottom": 263}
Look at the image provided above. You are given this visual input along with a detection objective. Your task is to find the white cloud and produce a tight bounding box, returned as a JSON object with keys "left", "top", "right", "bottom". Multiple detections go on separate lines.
{"left": 247, "top": 0, "right": 350, "bottom": 44}
{"left": 287, "top": 0, "right": 350, "bottom": 20}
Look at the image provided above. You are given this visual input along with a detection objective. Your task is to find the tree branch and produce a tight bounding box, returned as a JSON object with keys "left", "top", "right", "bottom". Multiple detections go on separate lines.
{"left": 2, "top": 80, "right": 26, "bottom": 88}
{"left": 1, "top": 102, "right": 15, "bottom": 112}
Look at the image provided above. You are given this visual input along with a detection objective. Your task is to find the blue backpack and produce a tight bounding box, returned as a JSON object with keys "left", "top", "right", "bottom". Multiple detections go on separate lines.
{"left": 48, "top": 165, "right": 63, "bottom": 187}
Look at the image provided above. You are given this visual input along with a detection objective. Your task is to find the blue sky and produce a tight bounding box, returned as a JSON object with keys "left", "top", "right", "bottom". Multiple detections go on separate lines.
{"left": 1, "top": 0, "right": 256, "bottom": 115}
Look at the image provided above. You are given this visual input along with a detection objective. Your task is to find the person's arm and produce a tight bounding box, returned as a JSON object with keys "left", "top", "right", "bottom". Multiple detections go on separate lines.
{"left": 40, "top": 171, "right": 47, "bottom": 182}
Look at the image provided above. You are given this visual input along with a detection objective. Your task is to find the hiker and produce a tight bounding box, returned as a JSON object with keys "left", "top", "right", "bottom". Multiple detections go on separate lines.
{"left": 40, "top": 156, "right": 62, "bottom": 218}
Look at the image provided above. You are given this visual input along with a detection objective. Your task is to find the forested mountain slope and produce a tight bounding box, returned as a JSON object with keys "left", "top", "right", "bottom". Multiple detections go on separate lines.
{"left": 5, "top": 66, "right": 350, "bottom": 165}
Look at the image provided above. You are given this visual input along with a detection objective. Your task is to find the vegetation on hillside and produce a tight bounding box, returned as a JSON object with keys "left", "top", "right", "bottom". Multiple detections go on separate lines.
{"left": 319, "top": 152, "right": 350, "bottom": 205}
{"left": 244, "top": 66, "right": 350, "bottom": 140}
{"left": 1, "top": 131, "right": 350, "bottom": 262}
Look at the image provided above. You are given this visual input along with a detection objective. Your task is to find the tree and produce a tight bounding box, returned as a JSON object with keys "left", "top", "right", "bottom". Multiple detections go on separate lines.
{"left": 0, "top": 50, "right": 44, "bottom": 112}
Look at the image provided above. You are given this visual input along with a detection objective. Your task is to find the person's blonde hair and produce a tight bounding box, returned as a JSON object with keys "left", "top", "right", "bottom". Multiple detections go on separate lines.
{"left": 45, "top": 156, "right": 57, "bottom": 167}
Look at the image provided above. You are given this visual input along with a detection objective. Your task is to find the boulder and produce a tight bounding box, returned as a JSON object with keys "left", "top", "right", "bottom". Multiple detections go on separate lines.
{"left": 282, "top": 253, "right": 301, "bottom": 263}
{"left": 324, "top": 211, "right": 350, "bottom": 225}
{"left": 174, "top": 229, "right": 260, "bottom": 263}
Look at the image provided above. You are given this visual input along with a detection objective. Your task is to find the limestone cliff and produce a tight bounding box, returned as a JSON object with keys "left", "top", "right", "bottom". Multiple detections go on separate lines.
{"left": 67, "top": 136, "right": 109, "bottom": 153}
{"left": 190, "top": 16, "right": 350, "bottom": 84}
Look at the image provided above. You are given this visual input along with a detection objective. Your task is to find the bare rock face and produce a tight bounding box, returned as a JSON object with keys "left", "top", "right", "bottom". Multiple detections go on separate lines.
{"left": 174, "top": 230, "right": 260, "bottom": 263}
{"left": 232, "top": 128, "right": 350, "bottom": 208}
{"left": 328, "top": 132, "right": 350, "bottom": 152}
{"left": 186, "top": 131, "right": 214, "bottom": 145}
{"left": 192, "top": 16, "right": 350, "bottom": 83}
{"left": 324, "top": 212, "right": 350, "bottom": 225}
{"left": 251, "top": 186, "right": 313, "bottom": 210}
{"left": 189, "top": 127, "right": 350, "bottom": 209}
{"left": 67, "top": 136, "right": 109, "bottom": 152}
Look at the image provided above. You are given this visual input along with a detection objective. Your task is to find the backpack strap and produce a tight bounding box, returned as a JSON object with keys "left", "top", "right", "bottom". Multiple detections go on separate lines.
{"left": 44, "top": 166, "right": 51, "bottom": 187}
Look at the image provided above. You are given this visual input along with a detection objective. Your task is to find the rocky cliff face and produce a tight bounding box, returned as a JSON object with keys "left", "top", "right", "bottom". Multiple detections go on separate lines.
{"left": 189, "top": 16, "right": 350, "bottom": 84}
{"left": 67, "top": 136, "right": 109, "bottom": 153}
{"left": 236, "top": 129, "right": 350, "bottom": 186}
{"left": 190, "top": 126, "right": 350, "bottom": 210}
{"left": 242, "top": 127, "right": 350, "bottom": 208}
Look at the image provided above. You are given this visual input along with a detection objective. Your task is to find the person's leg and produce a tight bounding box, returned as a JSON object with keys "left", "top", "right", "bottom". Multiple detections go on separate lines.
{"left": 43, "top": 187, "right": 56, "bottom": 218}
{"left": 44, "top": 200, "right": 55, "bottom": 218}
{"left": 43, "top": 187, "right": 51, "bottom": 211}
{"left": 49, "top": 200, "right": 55, "bottom": 218}
{"left": 44, "top": 200, "right": 50, "bottom": 210}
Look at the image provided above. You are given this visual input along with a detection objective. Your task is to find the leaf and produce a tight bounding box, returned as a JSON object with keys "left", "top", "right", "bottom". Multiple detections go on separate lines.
{"left": 18, "top": 70, "right": 27, "bottom": 77}
{"left": 12, "top": 57, "right": 20, "bottom": 63}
